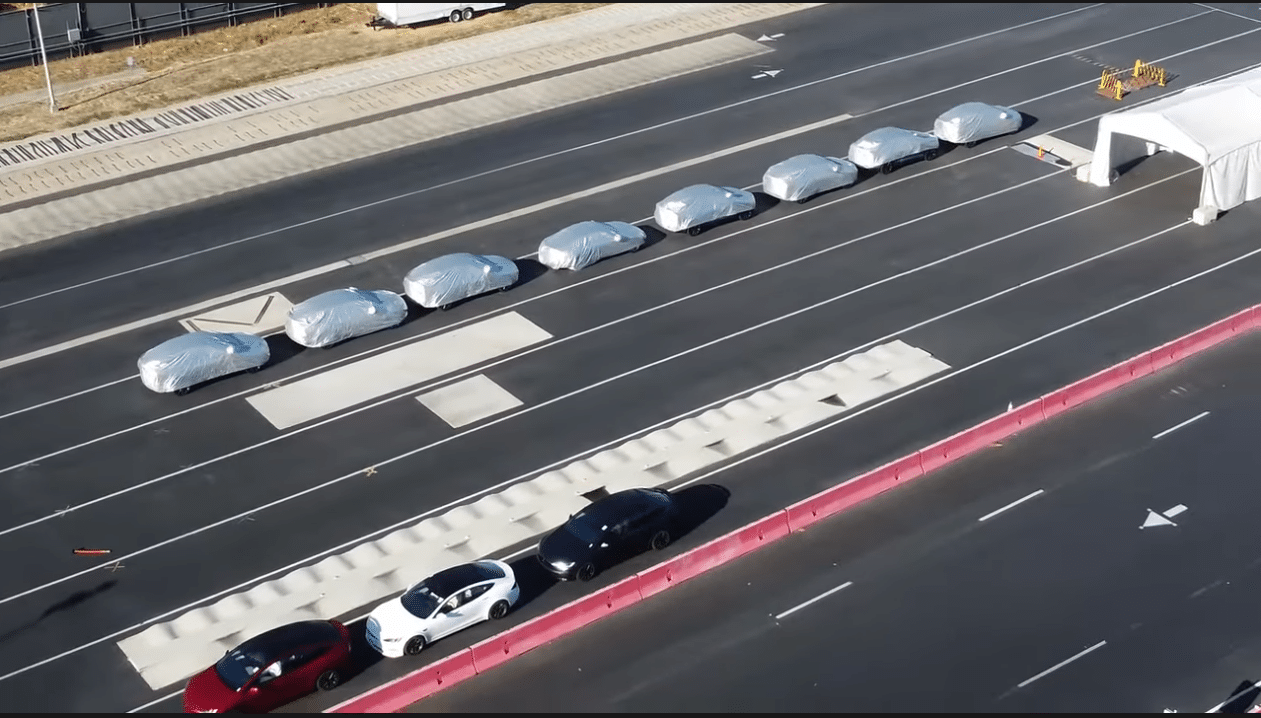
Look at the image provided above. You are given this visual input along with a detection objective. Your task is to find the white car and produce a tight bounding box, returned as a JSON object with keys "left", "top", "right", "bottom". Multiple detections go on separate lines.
{"left": 537, "top": 220, "right": 647, "bottom": 270}
{"left": 365, "top": 560, "right": 519, "bottom": 657}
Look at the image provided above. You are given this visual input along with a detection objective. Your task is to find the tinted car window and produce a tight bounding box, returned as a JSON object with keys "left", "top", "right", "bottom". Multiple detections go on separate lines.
{"left": 215, "top": 647, "right": 269, "bottom": 691}
{"left": 564, "top": 514, "right": 605, "bottom": 543}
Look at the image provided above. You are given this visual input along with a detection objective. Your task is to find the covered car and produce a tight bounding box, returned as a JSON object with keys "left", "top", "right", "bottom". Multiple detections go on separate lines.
{"left": 762, "top": 154, "right": 859, "bottom": 203}
{"left": 403, "top": 253, "right": 519, "bottom": 309}
{"left": 654, "top": 184, "right": 756, "bottom": 236}
{"left": 848, "top": 127, "right": 941, "bottom": 173}
{"left": 284, "top": 287, "right": 408, "bottom": 348}
{"left": 933, "top": 102, "right": 1022, "bottom": 146}
{"left": 138, "top": 331, "right": 269, "bottom": 396}
{"left": 537, "top": 220, "right": 647, "bottom": 270}
{"left": 366, "top": 560, "right": 519, "bottom": 658}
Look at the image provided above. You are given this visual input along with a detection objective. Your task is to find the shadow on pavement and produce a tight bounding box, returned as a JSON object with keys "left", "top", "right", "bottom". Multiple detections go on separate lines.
{"left": 670, "top": 483, "right": 731, "bottom": 541}
{"left": 0, "top": 579, "right": 118, "bottom": 643}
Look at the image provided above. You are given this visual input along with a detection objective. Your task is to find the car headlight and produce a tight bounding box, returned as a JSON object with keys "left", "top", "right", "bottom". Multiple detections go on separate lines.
{"left": 551, "top": 559, "right": 575, "bottom": 570}
{"left": 382, "top": 636, "right": 402, "bottom": 643}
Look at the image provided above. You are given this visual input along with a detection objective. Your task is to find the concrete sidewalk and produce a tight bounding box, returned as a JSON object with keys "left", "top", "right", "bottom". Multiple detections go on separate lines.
{"left": 0, "top": 3, "right": 821, "bottom": 251}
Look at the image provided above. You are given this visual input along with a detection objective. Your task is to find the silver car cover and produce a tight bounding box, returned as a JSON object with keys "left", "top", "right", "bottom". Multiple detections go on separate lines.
{"left": 762, "top": 154, "right": 859, "bottom": 202}
{"left": 847, "top": 127, "right": 940, "bottom": 169}
{"left": 403, "top": 253, "right": 519, "bottom": 309}
{"left": 537, "top": 220, "right": 647, "bottom": 270}
{"left": 654, "top": 184, "right": 756, "bottom": 232}
{"left": 138, "top": 331, "right": 270, "bottom": 393}
{"left": 284, "top": 287, "right": 409, "bottom": 348}
{"left": 933, "top": 102, "right": 1022, "bottom": 144}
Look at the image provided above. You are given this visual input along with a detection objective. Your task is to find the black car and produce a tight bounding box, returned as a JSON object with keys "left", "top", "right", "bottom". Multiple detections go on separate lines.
{"left": 537, "top": 487, "right": 678, "bottom": 582}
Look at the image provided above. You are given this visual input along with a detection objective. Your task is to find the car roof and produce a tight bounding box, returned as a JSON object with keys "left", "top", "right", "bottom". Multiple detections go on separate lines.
{"left": 235, "top": 620, "right": 339, "bottom": 661}
{"left": 422, "top": 561, "right": 505, "bottom": 597}
{"left": 579, "top": 488, "right": 669, "bottom": 522}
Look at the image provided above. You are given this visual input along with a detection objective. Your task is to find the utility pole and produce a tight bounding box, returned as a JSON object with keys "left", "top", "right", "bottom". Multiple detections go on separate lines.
{"left": 31, "top": 3, "right": 57, "bottom": 113}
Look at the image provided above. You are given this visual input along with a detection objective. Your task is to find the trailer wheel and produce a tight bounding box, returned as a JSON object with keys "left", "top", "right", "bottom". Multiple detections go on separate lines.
{"left": 450, "top": 9, "right": 463, "bottom": 23}
{"left": 462, "top": 7, "right": 475, "bottom": 21}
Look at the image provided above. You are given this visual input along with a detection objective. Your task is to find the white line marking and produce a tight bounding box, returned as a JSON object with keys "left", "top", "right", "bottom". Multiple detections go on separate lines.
{"left": 1206, "top": 679, "right": 1261, "bottom": 712}
{"left": 0, "top": 375, "right": 133, "bottom": 422}
{"left": 1165, "top": 503, "right": 1189, "bottom": 518}
{"left": 125, "top": 690, "right": 180, "bottom": 714}
{"left": 1152, "top": 411, "right": 1210, "bottom": 439}
{"left": 0, "top": 216, "right": 1214, "bottom": 686}
{"left": 0, "top": 4, "right": 1102, "bottom": 314}
{"left": 978, "top": 489, "right": 1045, "bottom": 522}
{"left": 1016, "top": 641, "right": 1107, "bottom": 688}
{"left": 774, "top": 581, "right": 854, "bottom": 621}
{"left": 1195, "top": 2, "right": 1261, "bottom": 23}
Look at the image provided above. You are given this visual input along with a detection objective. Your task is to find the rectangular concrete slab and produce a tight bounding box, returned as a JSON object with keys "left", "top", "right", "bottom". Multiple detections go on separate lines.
{"left": 245, "top": 312, "right": 550, "bottom": 429}
{"left": 416, "top": 374, "right": 524, "bottom": 428}
{"left": 1023, "top": 133, "right": 1095, "bottom": 167}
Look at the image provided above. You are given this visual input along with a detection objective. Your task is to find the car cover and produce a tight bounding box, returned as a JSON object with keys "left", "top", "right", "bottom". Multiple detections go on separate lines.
{"left": 138, "top": 331, "right": 269, "bottom": 393}
{"left": 762, "top": 154, "right": 859, "bottom": 202}
{"left": 284, "top": 287, "right": 409, "bottom": 348}
{"left": 403, "top": 253, "right": 519, "bottom": 308}
{"left": 847, "top": 127, "right": 940, "bottom": 169}
{"left": 653, "top": 184, "right": 756, "bottom": 232}
{"left": 933, "top": 102, "right": 1022, "bottom": 144}
{"left": 537, "top": 220, "right": 647, "bottom": 270}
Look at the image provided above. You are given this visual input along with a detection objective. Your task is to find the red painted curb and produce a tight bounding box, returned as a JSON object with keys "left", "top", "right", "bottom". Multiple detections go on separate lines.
{"left": 327, "top": 305, "right": 1260, "bottom": 713}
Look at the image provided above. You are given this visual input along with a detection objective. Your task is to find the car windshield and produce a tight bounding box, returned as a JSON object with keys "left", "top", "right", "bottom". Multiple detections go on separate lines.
{"left": 399, "top": 584, "right": 442, "bottom": 619}
{"left": 564, "top": 513, "right": 605, "bottom": 544}
{"left": 214, "top": 647, "right": 269, "bottom": 691}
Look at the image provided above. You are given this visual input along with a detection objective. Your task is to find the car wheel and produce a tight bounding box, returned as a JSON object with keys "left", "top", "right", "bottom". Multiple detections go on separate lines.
{"left": 796, "top": 197, "right": 809, "bottom": 204}
{"left": 498, "top": 284, "right": 512, "bottom": 293}
{"left": 462, "top": 7, "right": 474, "bottom": 21}
{"left": 174, "top": 386, "right": 191, "bottom": 396}
{"left": 449, "top": 9, "right": 463, "bottom": 22}
{"left": 687, "top": 226, "right": 702, "bottom": 237}
{"left": 738, "top": 210, "right": 755, "bottom": 221}
{"left": 880, "top": 163, "right": 894, "bottom": 175}
{"left": 438, "top": 304, "right": 451, "bottom": 311}
{"left": 247, "top": 365, "right": 263, "bottom": 374}
{"left": 404, "top": 635, "right": 427, "bottom": 656}
{"left": 651, "top": 529, "right": 671, "bottom": 551}
{"left": 576, "top": 563, "right": 597, "bottom": 582}
{"left": 489, "top": 600, "right": 510, "bottom": 620}
{"left": 965, "top": 140, "right": 979, "bottom": 149}
{"left": 925, "top": 149, "right": 939, "bottom": 161}
{"left": 316, "top": 669, "right": 341, "bottom": 692}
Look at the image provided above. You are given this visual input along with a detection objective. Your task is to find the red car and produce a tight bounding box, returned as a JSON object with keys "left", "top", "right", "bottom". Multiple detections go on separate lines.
{"left": 183, "top": 619, "right": 352, "bottom": 713}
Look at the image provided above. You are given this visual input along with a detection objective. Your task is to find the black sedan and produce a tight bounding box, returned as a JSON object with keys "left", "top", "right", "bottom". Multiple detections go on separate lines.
{"left": 537, "top": 487, "right": 678, "bottom": 582}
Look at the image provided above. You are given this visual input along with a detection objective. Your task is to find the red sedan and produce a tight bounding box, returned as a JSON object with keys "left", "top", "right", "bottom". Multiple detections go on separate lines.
{"left": 183, "top": 620, "right": 352, "bottom": 713}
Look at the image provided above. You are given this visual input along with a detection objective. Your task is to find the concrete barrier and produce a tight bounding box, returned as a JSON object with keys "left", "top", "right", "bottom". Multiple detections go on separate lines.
{"left": 119, "top": 340, "right": 949, "bottom": 690}
{"left": 327, "top": 305, "right": 1261, "bottom": 713}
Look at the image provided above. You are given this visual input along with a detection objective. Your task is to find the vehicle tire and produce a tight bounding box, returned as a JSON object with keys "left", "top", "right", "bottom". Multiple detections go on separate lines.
{"left": 247, "top": 365, "right": 263, "bottom": 374}
{"left": 174, "top": 386, "right": 191, "bottom": 396}
{"left": 576, "top": 563, "right": 597, "bottom": 582}
{"left": 796, "top": 197, "right": 809, "bottom": 204}
{"left": 925, "top": 149, "right": 939, "bottom": 161}
{"left": 316, "top": 670, "right": 341, "bottom": 692}
{"left": 489, "top": 600, "right": 510, "bottom": 620}
{"left": 687, "top": 226, "right": 702, "bottom": 237}
{"left": 630, "top": 243, "right": 643, "bottom": 253}
{"left": 462, "top": 7, "right": 474, "bottom": 21}
{"left": 404, "top": 635, "right": 427, "bottom": 656}
{"left": 880, "top": 162, "right": 894, "bottom": 175}
{"left": 650, "top": 529, "right": 671, "bottom": 551}
{"left": 449, "top": 9, "right": 463, "bottom": 22}
{"left": 738, "top": 210, "right": 755, "bottom": 221}
{"left": 965, "top": 140, "right": 979, "bottom": 149}
{"left": 498, "top": 284, "right": 512, "bottom": 293}
{"left": 439, "top": 304, "right": 451, "bottom": 311}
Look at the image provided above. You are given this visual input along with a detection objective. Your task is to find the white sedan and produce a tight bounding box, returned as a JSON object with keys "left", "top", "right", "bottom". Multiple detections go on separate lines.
{"left": 365, "top": 560, "right": 519, "bottom": 658}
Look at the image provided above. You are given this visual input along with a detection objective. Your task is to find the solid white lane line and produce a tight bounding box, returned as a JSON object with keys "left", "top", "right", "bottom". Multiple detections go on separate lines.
{"left": 0, "top": 375, "right": 133, "bottom": 422}
{"left": 1016, "top": 641, "right": 1107, "bottom": 689}
{"left": 1195, "top": 2, "right": 1261, "bottom": 24}
{"left": 0, "top": 216, "right": 1215, "bottom": 686}
{"left": 0, "top": 166, "right": 1067, "bottom": 480}
{"left": 978, "top": 489, "right": 1045, "bottom": 522}
{"left": 0, "top": 4, "right": 1102, "bottom": 315}
{"left": 1206, "top": 679, "right": 1261, "bottom": 712}
{"left": 125, "top": 691, "right": 181, "bottom": 714}
{"left": 1152, "top": 410, "right": 1210, "bottom": 440}
{"left": 774, "top": 582, "right": 854, "bottom": 621}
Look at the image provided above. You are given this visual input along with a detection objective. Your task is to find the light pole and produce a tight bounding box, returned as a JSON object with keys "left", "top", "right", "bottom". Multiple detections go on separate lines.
{"left": 31, "top": 3, "right": 57, "bottom": 113}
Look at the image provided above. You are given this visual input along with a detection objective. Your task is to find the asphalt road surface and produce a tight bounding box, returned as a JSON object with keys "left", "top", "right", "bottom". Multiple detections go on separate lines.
{"left": 2, "top": 2, "right": 1261, "bottom": 712}
{"left": 409, "top": 333, "right": 1261, "bottom": 714}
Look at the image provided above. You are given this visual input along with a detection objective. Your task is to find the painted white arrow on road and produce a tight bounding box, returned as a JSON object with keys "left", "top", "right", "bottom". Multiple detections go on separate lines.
{"left": 757, "top": 33, "right": 786, "bottom": 42}
{"left": 751, "top": 69, "right": 783, "bottom": 79}
{"left": 1141, "top": 504, "right": 1189, "bottom": 529}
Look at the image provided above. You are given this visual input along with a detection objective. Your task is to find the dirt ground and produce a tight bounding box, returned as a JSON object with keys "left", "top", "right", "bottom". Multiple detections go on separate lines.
{"left": 0, "top": 3, "right": 609, "bottom": 143}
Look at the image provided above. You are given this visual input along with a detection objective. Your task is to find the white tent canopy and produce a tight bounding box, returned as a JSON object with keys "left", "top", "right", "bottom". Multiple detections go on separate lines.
{"left": 1086, "top": 67, "right": 1261, "bottom": 217}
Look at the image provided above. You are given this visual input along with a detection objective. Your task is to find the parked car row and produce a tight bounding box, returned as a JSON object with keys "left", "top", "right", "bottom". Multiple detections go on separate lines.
{"left": 140, "top": 100, "right": 1024, "bottom": 395}
{"left": 183, "top": 488, "right": 679, "bottom": 713}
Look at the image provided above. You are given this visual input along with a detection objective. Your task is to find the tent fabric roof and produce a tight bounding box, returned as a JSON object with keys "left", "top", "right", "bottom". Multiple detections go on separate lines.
{"left": 1091, "top": 67, "right": 1261, "bottom": 212}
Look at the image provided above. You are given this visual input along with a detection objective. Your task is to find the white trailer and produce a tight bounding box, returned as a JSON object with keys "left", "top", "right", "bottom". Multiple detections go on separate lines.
{"left": 371, "top": 3, "right": 507, "bottom": 27}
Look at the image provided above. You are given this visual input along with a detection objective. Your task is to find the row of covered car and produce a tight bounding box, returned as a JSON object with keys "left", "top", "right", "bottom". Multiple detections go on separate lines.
{"left": 140, "top": 101, "right": 1023, "bottom": 395}
{"left": 183, "top": 487, "right": 680, "bottom": 713}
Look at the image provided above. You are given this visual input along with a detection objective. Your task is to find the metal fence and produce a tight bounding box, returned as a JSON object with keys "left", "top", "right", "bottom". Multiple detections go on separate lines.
{"left": 0, "top": 3, "right": 325, "bottom": 70}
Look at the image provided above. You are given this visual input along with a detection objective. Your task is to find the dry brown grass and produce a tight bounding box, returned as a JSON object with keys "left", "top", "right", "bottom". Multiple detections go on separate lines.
{"left": 0, "top": 3, "right": 609, "bottom": 143}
